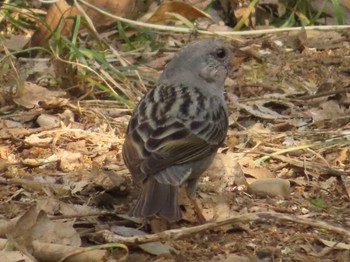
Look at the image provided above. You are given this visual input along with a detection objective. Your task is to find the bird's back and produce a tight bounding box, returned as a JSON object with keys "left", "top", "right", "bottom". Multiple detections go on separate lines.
{"left": 123, "top": 83, "right": 228, "bottom": 183}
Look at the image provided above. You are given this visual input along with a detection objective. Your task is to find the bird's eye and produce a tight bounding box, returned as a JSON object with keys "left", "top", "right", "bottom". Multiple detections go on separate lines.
{"left": 215, "top": 48, "right": 226, "bottom": 59}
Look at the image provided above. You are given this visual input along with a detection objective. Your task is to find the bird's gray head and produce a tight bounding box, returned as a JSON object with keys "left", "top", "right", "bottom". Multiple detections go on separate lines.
{"left": 158, "top": 39, "right": 233, "bottom": 95}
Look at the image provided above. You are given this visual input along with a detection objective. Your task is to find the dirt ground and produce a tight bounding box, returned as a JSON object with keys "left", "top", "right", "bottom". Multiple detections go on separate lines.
{"left": 1, "top": 21, "right": 350, "bottom": 262}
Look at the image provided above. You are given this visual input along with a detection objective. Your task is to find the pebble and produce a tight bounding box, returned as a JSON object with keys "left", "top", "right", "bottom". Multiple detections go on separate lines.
{"left": 247, "top": 178, "right": 291, "bottom": 197}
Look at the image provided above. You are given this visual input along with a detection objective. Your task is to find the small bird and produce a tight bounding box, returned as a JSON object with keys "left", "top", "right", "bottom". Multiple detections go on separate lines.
{"left": 123, "top": 39, "right": 233, "bottom": 221}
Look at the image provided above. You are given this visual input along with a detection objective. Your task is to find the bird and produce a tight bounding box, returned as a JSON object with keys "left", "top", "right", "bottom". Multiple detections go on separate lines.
{"left": 122, "top": 39, "right": 233, "bottom": 221}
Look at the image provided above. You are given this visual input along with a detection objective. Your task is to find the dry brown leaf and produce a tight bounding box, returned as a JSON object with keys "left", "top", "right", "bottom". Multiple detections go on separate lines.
{"left": 0, "top": 251, "right": 31, "bottom": 262}
{"left": 237, "top": 155, "right": 256, "bottom": 166}
{"left": 30, "top": 211, "right": 81, "bottom": 246}
{"left": 242, "top": 166, "right": 275, "bottom": 180}
{"left": 211, "top": 195, "right": 232, "bottom": 220}
{"left": 320, "top": 177, "right": 337, "bottom": 190}
{"left": 29, "top": 0, "right": 155, "bottom": 46}
{"left": 3, "top": 35, "right": 31, "bottom": 51}
{"left": 32, "top": 241, "right": 106, "bottom": 262}
{"left": 21, "top": 155, "right": 59, "bottom": 167}
{"left": 240, "top": 98, "right": 292, "bottom": 120}
{"left": 309, "top": 100, "right": 348, "bottom": 123}
{"left": 145, "top": 53, "right": 174, "bottom": 70}
{"left": 0, "top": 217, "right": 19, "bottom": 238}
{"left": 181, "top": 0, "right": 213, "bottom": 9}
{"left": 210, "top": 253, "right": 251, "bottom": 262}
{"left": 306, "top": 30, "right": 345, "bottom": 49}
{"left": 282, "top": 27, "right": 307, "bottom": 51}
{"left": 233, "top": 5, "right": 256, "bottom": 29}
{"left": 9, "top": 206, "right": 41, "bottom": 240}
{"left": 13, "top": 82, "right": 66, "bottom": 109}
{"left": 147, "top": 2, "right": 212, "bottom": 24}
{"left": 24, "top": 135, "right": 54, "bottom": 146}
{"left": 111, "top": 226, "right": 176, "bottom": 255}
{"left": 319, "top": 238, "right": 350, "bottom": 250}
{"left": 201, "top": 152, "right": 243, "bottom": 193}
{"left": 37, "top": 198, "right": 99, "bottom": 216}
{"left": 6, "top": 206, "right": 81, "bottom": 251}
{"left": 66, "top": 140, "right": 89, "bottom": 154}
{"left": 59, "top": 151, "right": 84, "bottom": 171}
{"left": 335, "top": 148, "right": 349, "bottom": 167}
{"left": 341, "top": 175, "right": 350, "bottom": 198}
{"left": 207, "top": 22, "right": 234, "bottom": 33}
{"left": 0, "top": 145, "right": 10, "bottom": 159}
{"left": 246, "top": 122, "right": 273, "bottom": 146}
{"left": 225, "top": 130, "right": 239, "bottom": 149}
{"left": 196, "top": 194, "right": 233, "bottom": 221}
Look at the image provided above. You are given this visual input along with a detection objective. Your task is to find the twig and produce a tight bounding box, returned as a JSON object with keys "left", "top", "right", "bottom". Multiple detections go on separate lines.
{"left": 77, "top": 0, "right": 350, "bottom": 36}
{"left": 270, "top": 155, "right": 350, "bottom": 176}
{"left": 97, "top": 212, "right": 350, "bottom": 245}
{"left": 297, "top": 85, "right": 350, "bottom": 100}
{"left": 49, "top": 211, "right": 112, "bottom": 220}
{"left": 0, "top": 177, "right": 69, "bottom": 195}
{"left": 73, "top": 0, "right": 129, "bottom": 67}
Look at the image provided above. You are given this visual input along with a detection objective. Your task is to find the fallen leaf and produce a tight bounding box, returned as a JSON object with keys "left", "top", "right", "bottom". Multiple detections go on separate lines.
{"left": 320, "top": 177, "right": 337, "bottom": 190}
{"left": 201, "top": 152, "right": 243, "bottom": 193}
{"left": 148, "top": 2, "right": 212, "bottom": 24}
{"left": 242, "top": 166, "right": 275, "bottom": 180}
{"left": 309, "top": 100, "right": 348, "bottom": 123}
{"left": 24, "top": 135, "right": 54, "bottom": 146}
{"left": 59, "top": 151, "right": 84, "bottom": 171}
{"left": 6, "top": 206, "right": 81, "bottom": 249}
{"left": 3, "top": 34, "right": 31, "bottom": 51}
{"left": 13, "top": 82, "right": 66, "bottom": 109}
{"left": 319, "top": 238, "right": 350, "bottom": 250}
{"left": 32, "top": 241, "right": 106, "bottom": 262}
{"left": 335, "top": 148, "right": 348, "bottom": 167}
{"left": 30, "top": 211, "right": 81, "bottom": 246}
{"left": 228, "top": 93, "right": 293, "bottom": 120}
{"left": 341, "top": 175, "right": 350, "bottom": 198}
{"left": 66, "top": 140, "right": 89, "bottom": 154}
{"left": 111, "top": 226, "right": 177, "bottom": 255}
{"left": 0, "top": 251, "right": 31, "bottom": 262}
{"left": 210, "top": 253, "right": 251, "bottom": 262}
{"left": 29, "top": 0, "right": 154, "bottom": 46}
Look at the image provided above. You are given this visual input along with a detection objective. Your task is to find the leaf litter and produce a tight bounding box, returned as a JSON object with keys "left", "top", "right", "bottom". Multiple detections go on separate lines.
{"left": 1, "top": 1, "right": 350, "bottom": 261}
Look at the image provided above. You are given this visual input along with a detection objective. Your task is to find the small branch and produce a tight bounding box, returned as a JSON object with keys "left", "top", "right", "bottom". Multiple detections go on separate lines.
{"left": 97, "top": 212, "right": 350, "bottom": 245}
{"left": 298, "top": 85, "right": 350, "bottom": 100}
{"left": 77, "top": 0, "right": 350, "bottom": 36}
{"left": 271, "top": 153, "right": 350, "bottom": 176}
{"left": 0, "top": 177, "right": 69, "bottom": 195}
{"left": 49, "top": 211, "right": 112, "bottom": 220}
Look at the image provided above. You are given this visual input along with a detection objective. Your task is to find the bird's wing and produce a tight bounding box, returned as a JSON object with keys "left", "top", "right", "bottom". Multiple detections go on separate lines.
{"left": 122, "top": 84, "right": 228, "bottom": 182}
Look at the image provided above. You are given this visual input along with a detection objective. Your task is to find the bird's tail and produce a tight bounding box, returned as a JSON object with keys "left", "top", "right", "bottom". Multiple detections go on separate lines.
{"left": 128, "top": 178, "right": 181, "bottom": 221}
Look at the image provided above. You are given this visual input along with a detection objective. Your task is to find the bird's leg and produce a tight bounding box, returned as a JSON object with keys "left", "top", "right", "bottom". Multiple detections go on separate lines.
{"left": 186, "top": 178, "right": 206, "bottom": 224}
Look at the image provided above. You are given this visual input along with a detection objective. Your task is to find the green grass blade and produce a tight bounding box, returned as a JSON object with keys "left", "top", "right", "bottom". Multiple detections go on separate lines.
{"left": 331, "top": 0, "right": 344, "bottom": 25}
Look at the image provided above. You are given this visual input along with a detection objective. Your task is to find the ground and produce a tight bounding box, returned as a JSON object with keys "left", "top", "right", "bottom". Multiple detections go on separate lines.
{"left": 0, "top": 4, "right": 350, "bottom": 262}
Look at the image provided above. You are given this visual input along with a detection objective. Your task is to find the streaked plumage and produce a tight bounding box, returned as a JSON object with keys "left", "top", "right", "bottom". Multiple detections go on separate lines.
{"left": 123, "top": 39, "right": 233, "bottom": 221}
